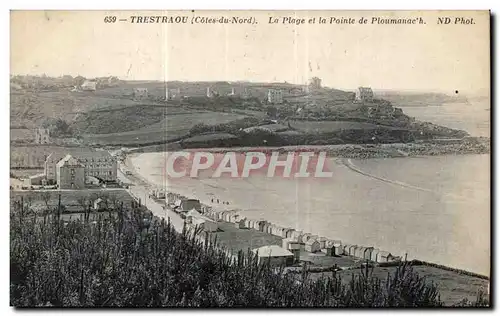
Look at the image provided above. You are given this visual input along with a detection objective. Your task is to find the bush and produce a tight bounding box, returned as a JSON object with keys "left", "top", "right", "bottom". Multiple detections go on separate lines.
{"left": 9, "top": 201, "right": 484, "bottom": 307}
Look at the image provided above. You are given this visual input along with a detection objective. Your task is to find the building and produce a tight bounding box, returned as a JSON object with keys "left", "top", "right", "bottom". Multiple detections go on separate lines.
{"left": 206, "top": 87, "right": 219, "bottom": 98}
{"left": 166, "top": 88, "right": 181, "bottom": 100}
{"left": 35, "top": 128, "right": 50, "bottom": 144}
{"left": 45, "top": 150, "right": 117, "bottom": 185}
{"left": 81, "top": 80, "right": 97, "bottom": 91}
{"left": 309, "top": 77, "right": 322, "bottom": 90}
{"left": 252, "top": 245, "right": 294, "bottom": 267}
{"left": 56, "top": 155, "right": 85, "bottom": 189}
{"left": 186, "top": 209, "right": 218, "bottom": 232}
{"left": 174, "top": 199, "right": 202, "bottom": 212}
{"left": 133, "top": 88, "right": 149, "bottom": 99}
{"left": 235, "top": 218, "right": 246, "bottom": 229}
{"left": 355, "top": 87, "right": 374, "bottom": 102}
{"left": 267, "top": 89, "right": 283, "bottom": 104}
{"left": 304, "top": 238, "right": 321, "bottom": 253}
{"left": 370, "top": 249, "right": 381, "bottom": 262}
{"left": 93, "top": 198, "right": 106, "bottom": 210}
{"left": 241, "top": 88, "right": 252, "bottom": 100}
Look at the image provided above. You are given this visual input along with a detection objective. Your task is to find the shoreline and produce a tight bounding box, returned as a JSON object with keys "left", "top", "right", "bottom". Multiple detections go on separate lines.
{"left": 123, "top": 152, "right": 490, "bottom": 280}
{"left": 126, "top": 139, "right": 490, "bottom": 160}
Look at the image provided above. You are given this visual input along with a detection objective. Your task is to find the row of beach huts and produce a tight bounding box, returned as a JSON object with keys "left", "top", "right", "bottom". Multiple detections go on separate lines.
{"left": 202, "top": 208, "right": 400, "bottom": 264}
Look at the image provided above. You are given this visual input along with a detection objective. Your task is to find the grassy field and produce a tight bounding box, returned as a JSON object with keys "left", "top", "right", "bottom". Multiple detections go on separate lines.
{"left": 10, "top": 128, "right": 34, "bottom": 142}
{"left": 10, "top": 81, "right": 167, "bottom": 129}
{"left": 208, "top": 221, "right": 283, "bottom": 254}
{"left": 333, "top": 265, "right": 489, "bottom": 306}
{"left": 10, "top": 189, "right": 134, "bottom": 213}
{"left": 82, "top": 111, "right": 246, "bottom": 146}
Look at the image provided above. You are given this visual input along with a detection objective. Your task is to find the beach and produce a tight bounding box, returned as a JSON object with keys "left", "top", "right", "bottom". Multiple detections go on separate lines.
{"left": 128, "top": 151, "right": 489, "bottom": 276}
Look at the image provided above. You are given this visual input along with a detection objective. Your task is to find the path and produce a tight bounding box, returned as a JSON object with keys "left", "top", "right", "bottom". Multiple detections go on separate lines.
{"left": 117, "top": 163, "right": 185, "bottom": 233}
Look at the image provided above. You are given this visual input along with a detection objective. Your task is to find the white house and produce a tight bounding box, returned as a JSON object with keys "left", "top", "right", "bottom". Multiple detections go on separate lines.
{"left": 355, "top": 87, "right": 374, "bottom": 102}
{"left": 81, "top": 80, "right": 97, "bottom": 91}
{"left": 252, "top": 245, "right": 294, "bottom": 267}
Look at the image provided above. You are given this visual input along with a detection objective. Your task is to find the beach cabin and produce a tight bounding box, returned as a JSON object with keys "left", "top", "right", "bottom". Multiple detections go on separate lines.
{"left": 258, "top": 221, "right": 268, "bottom": 232}
{"left": 247, "top": 219, "right": 255, "bottom": 229}
{"left": 304, "top": 238, "right": 321, "bottom": 253}
{"left": 342, "top": 244, "right": 352, "bottom": 256}
{"left": 370, "top": 249, "right": 380, "bottom": 262}
{"left": 270, "top": 225, "right": 279, "bottom": 236}
{"left": 377, "top": 250, "right": 392, "bottom": 263}
{"left": 317, "top": 237, "right": 327, "bottom": 249}
{"left": 363, "top": 247, "right": 374, "bottom": 261}
{"left": 252, "top": 245, "right": 294, "bottom": 267}
{"left": 229, "top": 213, "right": 240, "bottom": 223}
{"left": 235, "top": 218, "right": 246, "bottom": 229}
{"left": 332, "top": 240, "right": 343, "bottom": 256}
{"left": 301, "top": 233, "right": 312, "bottom": 243}
{"left": 93, "top": 198, "right": 106, "bottom": 211}
{"left": 354, "top": 246, "right": 365, "bottom": 259}
{"left": 261, "top": 222, "right": 270, "bottom": 233}
{"left": 215, "top": 212, "right": 223, "bottom": 221}
{"left": 243, "top": 218, "right": 251, "bottom": 229}
{"left": 290, "top": 230, "right": 303, "bottom": 242}
{"left": 284, "top": 228, "right": 295, "bottom": 239}
{"left": 221, "top": 211, "right": 230, "bottom": 222}
{"left": 348, "top": 245, "right": 358, "bottom": 256}
{"left": 322, "top": 240, "right": 336, "bottom": 256}
{"left": 273, "top": 226, "right": 284, "bottom": 237}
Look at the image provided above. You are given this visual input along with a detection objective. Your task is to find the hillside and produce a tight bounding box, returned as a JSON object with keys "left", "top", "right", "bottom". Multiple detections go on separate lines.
{"left": 10, "top": 77, "right": 475, "bottom": 148}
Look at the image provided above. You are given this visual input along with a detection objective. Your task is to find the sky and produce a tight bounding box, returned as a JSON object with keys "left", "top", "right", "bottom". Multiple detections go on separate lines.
{"left": 11, "top": 10, "right": 490, "bottom": 94}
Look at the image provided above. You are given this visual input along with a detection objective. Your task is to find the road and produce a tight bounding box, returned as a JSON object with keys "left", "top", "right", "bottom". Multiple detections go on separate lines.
{"left": 117, "top": 163, "right": 185, "bottom": 233}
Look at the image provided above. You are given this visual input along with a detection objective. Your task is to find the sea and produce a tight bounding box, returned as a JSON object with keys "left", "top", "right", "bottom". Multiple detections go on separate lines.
{"left": 131, "top": 100, "right": 491, "bottom": 276}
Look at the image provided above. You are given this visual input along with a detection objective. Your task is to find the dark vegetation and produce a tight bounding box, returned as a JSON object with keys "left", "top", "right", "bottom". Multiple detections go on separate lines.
{"left": 10, "top": 198, "right": 489, "bottom": 307}
{"left": 72, "top": 106, "right": 167, "bottom": 135}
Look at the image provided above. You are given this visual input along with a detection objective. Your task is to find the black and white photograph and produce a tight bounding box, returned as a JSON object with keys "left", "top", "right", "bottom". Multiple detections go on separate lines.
{"left": 8, "top": 10, "right": 491, "bottom": 308}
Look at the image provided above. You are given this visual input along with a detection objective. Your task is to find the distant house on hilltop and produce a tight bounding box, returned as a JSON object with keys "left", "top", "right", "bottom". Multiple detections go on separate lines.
{"left": 34, "top": 128, "right": 50, "bottom": 144}
{"left": 267, "top": 89, "right": 283, "bottom": 104}
{"left": 81, "top": 80, "right": 97, "bottom": 91}
{"left": 355, "top": 87, "right": 374, "bottom": 102}
{"left": 309, "top": 77, "right": 322, "bottom": 90}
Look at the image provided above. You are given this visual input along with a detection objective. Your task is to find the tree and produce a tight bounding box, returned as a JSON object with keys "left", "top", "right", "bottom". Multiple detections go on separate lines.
{"left": 40, "top": 192, "right": 52, "bottom": 212}
{"left": 266, "top": 106, "right": 278, "bottom": 119}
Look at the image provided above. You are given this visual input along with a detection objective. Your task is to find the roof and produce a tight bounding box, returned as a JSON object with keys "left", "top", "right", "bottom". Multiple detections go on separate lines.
{"left": 29, "top": 173, "right": 45, "bottom": 180}
{"left": 305, "top": 238, "right": 320, "bottom": 245}
{"left": 252, "top": 245, "right": 293, "bottom": 258}
{"left": 358, "top": 86, "right": 373, "bottom": 92}
{"left": 56, "top": 154, "right": 83, "bottom": 168}
{"left": 47, "top": 148, "right": 113, "bottom": 162}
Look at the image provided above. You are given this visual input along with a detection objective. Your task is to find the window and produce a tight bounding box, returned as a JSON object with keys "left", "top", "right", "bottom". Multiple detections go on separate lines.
{"left": 71, "top": 169, "right": 75, "bottom": 175}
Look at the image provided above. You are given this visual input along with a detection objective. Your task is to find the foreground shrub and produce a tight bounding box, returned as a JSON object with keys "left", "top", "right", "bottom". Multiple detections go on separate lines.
{"left": 9, "top": 204, "right": 463, "bottom": 307}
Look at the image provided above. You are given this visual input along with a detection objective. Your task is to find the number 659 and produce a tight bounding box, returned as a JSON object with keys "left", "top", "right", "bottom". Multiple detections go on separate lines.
{"left": 104, "top": 16, "right": 117, "bottom": 23}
